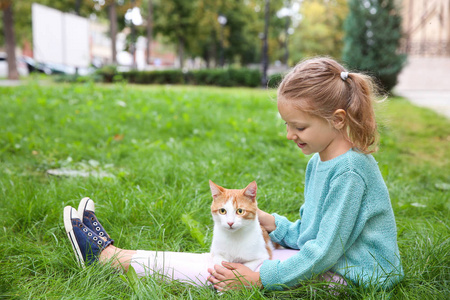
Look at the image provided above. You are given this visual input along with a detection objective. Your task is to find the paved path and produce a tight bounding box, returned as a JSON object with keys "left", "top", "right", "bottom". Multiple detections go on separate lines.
{"left": 0, "top": 79, "right": 21, "bottom": 86}
{"left": 394, "top": 56, "right": 450, "bottom": 118}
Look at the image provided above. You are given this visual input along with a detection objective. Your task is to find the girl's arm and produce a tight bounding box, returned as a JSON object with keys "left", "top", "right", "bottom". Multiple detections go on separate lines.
{"left": 257, "top": 209, "right": 276, "bottom": 233}
{"left": 260, "top": 205, "right": 305, "bottom": 249}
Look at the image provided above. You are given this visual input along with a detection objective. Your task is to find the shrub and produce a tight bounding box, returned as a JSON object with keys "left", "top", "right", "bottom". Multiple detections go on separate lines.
{"left": 189, "top": 68, "right": 261, "bottom": 87}
{"left": 102, "top": 68, "right": 262, "bottom": 88}
{"left": 122, "top": 70, "right": 185, "bottom": 84}
{"left": 267, "top": 73, "right": 283, "bottom": 89}
{"left": 95, "top": 65, "right": 118, "bottom": 83}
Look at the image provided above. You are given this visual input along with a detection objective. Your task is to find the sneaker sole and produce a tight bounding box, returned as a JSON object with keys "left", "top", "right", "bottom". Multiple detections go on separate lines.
{"left": 64, "top": 206, "right": 85, "bottom": 268}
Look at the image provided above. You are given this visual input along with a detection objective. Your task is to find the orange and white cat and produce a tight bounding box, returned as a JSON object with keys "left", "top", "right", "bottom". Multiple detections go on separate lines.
{"left": 209, "top": 180, "right": 273, "bottom": 271}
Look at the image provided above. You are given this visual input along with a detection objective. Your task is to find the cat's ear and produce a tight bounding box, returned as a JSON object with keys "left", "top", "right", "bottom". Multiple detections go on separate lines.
{"left": 243, "top": 181, "right": 257, "bottom": 202}
{"left": 209, "top": 180, "right": 225, "bottom": 199}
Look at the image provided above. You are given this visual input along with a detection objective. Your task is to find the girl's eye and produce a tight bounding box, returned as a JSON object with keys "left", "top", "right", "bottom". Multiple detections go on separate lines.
{"left": 296, "top": 128, "right": 305, "bottom": 131}
{"left": 236, "top": 208, "right": 245, "bottom": 215}
{"left": 218, "top": 208, "right": 226, "bottom": 215}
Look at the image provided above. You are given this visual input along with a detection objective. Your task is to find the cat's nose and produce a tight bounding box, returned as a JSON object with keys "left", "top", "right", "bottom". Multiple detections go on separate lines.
{"left": 227, "top": 222, "right": 234, "bottom": 228}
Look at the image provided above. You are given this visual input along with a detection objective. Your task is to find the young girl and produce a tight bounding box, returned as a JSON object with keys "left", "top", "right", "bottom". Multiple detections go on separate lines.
{"left": 64, "top": 57, "right": 403, "bottom": 292}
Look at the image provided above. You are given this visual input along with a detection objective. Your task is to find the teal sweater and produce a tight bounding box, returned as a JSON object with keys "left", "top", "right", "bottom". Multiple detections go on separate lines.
{"left": 259, "top": 149, "right": 403, "bottom": 290}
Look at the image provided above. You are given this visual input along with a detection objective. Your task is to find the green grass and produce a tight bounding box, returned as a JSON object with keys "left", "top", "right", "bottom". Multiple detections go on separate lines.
{"left": 0, "top": 82, "right": 449, "bottom": 299}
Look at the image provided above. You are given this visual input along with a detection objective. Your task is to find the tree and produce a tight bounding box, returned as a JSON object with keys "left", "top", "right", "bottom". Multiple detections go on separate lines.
{"left": 154, "top": 0, "right": 199, "bottom": 68}
{"left": 156, "top": 0, "right": 264, "bottom": 68}
{"left": 1, "top": 0, "right": 19, "bottom": 80}
{"left": 342, "top": 0, "right": 406, "bottom": 92}
{"left": 187, "top": 0, "right": 224, "bottom": 67}
{"left": 290, "top": 0, "right": 347, "bottom": 61}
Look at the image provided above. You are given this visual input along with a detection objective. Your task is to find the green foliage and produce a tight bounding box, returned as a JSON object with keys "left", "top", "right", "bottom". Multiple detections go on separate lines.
{"left": 181, "top": 214, "right": 208, "bottom": 247}
{"left": 267, "top": 73, "right": 283, "bottom": 89}
{"left": 188, "top": 0, "right": 264, "bottom": 66}
{"left": 0, "top": 84, "right": 449, "bottom": 298}
{"left": 342, "top": 0, "right": 407, "bottom": 92}
{"left": 95, "top": 64, "right": 120, "bottom": 83}
{"left": 188, "top": 68, "right": 261, "bottom": 87}
{"left": 153, "top": 0, "right": 199, "bottom": 53}
{"left": 122, "top": 69, "right": 186, "bottom": 84}
{"left": 97, "top": 68, "right": 263, "bottom": 87}
{"left": 290, "top": 0, "right": 348, "bottom": 61}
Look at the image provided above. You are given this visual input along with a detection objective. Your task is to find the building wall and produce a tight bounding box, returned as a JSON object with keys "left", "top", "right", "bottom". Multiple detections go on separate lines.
{"left": 400, "top": 0, "right": 450, "bottom": 56}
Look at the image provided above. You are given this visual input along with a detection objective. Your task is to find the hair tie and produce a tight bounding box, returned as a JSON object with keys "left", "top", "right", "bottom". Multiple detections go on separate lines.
{"left": 340, "top": 71, "right": 349, "bottom": 81}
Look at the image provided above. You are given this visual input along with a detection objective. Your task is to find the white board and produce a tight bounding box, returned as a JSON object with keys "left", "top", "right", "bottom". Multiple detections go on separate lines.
{"left": 32, "top": 3, "right": 89, "bottom": 68}
{"left": 32, "top": 3, "right": 63, "bottom": 64}
{"left": 63, "top": 14, "right": 90, "bottom": 67}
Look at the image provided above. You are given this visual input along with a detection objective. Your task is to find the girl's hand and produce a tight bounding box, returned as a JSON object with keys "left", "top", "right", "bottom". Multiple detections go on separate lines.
{"left": 207, "top": 262, "right": 262, "bottom": 291}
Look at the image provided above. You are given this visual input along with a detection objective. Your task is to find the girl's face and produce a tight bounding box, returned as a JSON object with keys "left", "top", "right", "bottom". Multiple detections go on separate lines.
{"left": 278, "top": 101, "right": 349, "bottom": 161}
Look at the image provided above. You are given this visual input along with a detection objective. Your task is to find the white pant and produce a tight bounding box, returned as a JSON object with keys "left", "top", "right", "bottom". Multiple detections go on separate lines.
{"left": 130, "top": 249, "right": 347, "bottom": 287}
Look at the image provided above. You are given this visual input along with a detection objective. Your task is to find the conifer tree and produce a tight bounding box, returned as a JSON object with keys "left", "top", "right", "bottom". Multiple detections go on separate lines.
{"left": 342, "top": 0, "right": 406, "bottom": 92}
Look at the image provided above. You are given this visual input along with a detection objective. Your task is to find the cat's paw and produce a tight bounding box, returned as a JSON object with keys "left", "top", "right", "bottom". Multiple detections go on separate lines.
{"left": 211, "top": 254, "right": 227, "bottom": 266}
{"left": 243, "top": 259, "right": 265, "bottom": 271}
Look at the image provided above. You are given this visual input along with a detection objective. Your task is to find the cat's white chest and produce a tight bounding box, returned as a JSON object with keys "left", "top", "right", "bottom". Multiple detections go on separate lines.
{"left": 210, "top": 220, "right": 270, "bottom": 270}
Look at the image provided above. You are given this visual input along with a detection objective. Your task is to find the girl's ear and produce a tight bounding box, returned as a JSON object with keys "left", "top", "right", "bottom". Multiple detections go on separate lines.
{"left": 209, "top": 180, "right": 224, "bottom": 199}
{"left": 332, "top": 109, "right": 347, "bottom": 130}
{"left": 243, "top": 181, "right": 257, "bottom": 202}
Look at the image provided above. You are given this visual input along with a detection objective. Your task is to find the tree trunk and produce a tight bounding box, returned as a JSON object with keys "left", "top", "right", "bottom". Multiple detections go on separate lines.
{"left": 284, "top": 16, "right": 290, "bottom": 66}
{"left": 3, "top": 2, "right": 19, "bottom": 80}
{"left": 109, "top": 2, "right": 117, "bottom": 64}
{"left": 178, "top": 36, "right": 185, "bottom": 69}
{"left": 75, "top": 0, "right": 82, "bottom": 16}
{"left": 146, "top": 0, "right": 153, "bottom": 65}
{"left": 261, "top": 0, "right": 270, "bottom": 88}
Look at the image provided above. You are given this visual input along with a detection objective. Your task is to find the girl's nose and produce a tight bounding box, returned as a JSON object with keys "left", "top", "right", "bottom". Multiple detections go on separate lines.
{"left": 286, "top": 129, "right": 296, "bottom": 141}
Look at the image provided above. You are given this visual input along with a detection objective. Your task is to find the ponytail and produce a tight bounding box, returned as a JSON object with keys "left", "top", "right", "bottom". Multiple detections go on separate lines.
{"left": 346, "top": 73, "right": 379, "bottom": 154}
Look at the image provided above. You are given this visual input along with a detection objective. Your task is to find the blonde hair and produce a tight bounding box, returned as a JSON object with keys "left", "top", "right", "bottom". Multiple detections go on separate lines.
{"left": 277, "top": 57, "right": 379, "bottom": 154}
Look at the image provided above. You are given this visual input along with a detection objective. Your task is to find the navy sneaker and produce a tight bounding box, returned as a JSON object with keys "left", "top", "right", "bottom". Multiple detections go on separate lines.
{"left": 77, "top": 197, "right": 114, "bottom": 245}
{"left": 64, "top": 206, "right": 112, "bottom": 268}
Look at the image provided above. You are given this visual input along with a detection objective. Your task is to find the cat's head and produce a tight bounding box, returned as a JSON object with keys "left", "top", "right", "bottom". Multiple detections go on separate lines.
{"left": 209, "top": 180, "right": 258, "bottom": 231}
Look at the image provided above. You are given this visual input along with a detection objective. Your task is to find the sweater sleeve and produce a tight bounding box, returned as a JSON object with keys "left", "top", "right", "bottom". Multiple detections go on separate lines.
{"left": 268, "top": 205, "right": 304, "bottom": 249}
{"left": 260, "top": 171, "right": 366, "bottom": 290}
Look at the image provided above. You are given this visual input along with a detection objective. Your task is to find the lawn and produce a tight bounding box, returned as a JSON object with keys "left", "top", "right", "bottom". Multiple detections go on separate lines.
{"left": 0, "top": 82, "right": 449, "bottom": 299}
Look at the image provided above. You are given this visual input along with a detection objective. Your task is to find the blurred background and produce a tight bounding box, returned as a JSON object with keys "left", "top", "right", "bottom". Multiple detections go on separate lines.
{"left": 1, "top": 0, "right": 449, "bottom": 97}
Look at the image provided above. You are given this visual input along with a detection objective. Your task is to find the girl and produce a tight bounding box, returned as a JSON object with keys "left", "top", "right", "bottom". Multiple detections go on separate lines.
{"left": 64, "top": 57, "right": 403, "bottom": 292}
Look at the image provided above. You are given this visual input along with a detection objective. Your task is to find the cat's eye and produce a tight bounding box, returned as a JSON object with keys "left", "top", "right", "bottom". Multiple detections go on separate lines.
{"left": 236, "top": 208, "right": 245, "bottom": 215}
{"left": 218, "top": 208, "right": 226, "bottom": 215}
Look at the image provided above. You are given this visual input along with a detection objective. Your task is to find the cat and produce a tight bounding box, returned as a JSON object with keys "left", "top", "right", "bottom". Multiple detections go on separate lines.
{"left": 209, "top": 180, "right": 274, "bottom": 271}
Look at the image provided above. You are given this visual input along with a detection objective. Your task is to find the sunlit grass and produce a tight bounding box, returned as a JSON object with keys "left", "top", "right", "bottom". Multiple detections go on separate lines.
{"left": 0, "top": 82, "right": 448, "bottom": 299}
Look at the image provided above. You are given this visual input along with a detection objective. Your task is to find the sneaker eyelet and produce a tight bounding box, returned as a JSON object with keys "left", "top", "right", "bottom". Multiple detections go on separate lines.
{"left": 98, "top": 241, "right": 102, "bottom": 245}
{"left": 88, "top": 232, "right": 92, "bottom": 236}
{"left": 93, "top": 222, "right": 98, "bottom": 226}
{"left": 99, "top": 232, "right": 104, "bottom": 236}
{"left": 78, "top": 224, "right": 83, "bottom": 228}
{"left": 91, "top": 217, "right": 95, "bottom": 221}
{"left": 83, "top": 228, "right": 88, "bottom": 232}
{"left": 93, "top": 236, "right": 98, "bottom": 241}
{"left": 96, "top": 227, "right": 101, "bottom": 231}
